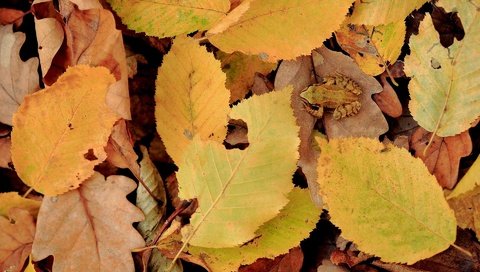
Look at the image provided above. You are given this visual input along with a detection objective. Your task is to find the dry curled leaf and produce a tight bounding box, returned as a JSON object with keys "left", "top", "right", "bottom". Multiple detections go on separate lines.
{"left": 373, "top": 72, "right": 403, "bottom": 118}
{"left": 32, "top": 172, "right": 145, "bottom": 272}
{"left": 0, "top": 192, "right": 41, "bottom": 218}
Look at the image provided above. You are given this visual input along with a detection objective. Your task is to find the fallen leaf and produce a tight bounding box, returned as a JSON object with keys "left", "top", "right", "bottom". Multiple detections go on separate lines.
{"left": 317, "top": 137, "right": 457, "bottom": 264}
{"left": 0, "top": 137, "right": 11, "bottom": 168}
{"left": 239, "top": 247, "right": 303, "bottom": 272}
{"left": 0, "top": 8, "right": 24, "bottom": 25}
{"left": 448, "top": 155, "right": 480, "bottom": 199}
{"left": 12, "top": 65, "right": 119, "bottom": 196}
{"left": 312, "top": 47, "right": 388, "bottom": 138}
{"left": 155, "top": 36, "right": 229, "bottom": 165}
{"left": 411, "top": 127, "right": 472, "bottom": 189}
{"left": 107, "top": 0, "right": 230, "bottom": 38}
{"left": 0, "top": 192, "right": 41, "bottom": 218}
{"left": 176, "top": 87, "right": 299, "bottom": 247}
{"left": 208, "top": 0, "right": 354, "bottom": 61}
{"left": 0, "top": 208, "right": 35, "bottom": 272}
{"left": 188, "top": 188, "right": 319, "bottom": 271}
{"left": 105, "top": 120, "right": 139, "bottom": 171}
{"left": 251, "top": 73, "right": 273, "bottom": 96}
{"left": 347, "top": 0, "right": 427, "bottom": 25}
{"left": 405, "top": 3, "right": 480, "bottom": 137}
{"left": 216, "top": 51, "right": 277, "bottom": 103}
{"left": 31, "top": 172, "right": 145, "bottom": 272}
{"left": 0, "top": 24, "right": 40, "bottom": 125}
{"left": 372, "top": 71, "right": 403, "bottom": 118}
{"left": 448, "top": 185, "right": 480, "bottom": 238}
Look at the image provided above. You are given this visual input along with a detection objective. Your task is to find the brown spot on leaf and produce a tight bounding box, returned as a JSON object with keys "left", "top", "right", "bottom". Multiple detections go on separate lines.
{"left": 83, "top": 149, "right": 98, "bottom": 161}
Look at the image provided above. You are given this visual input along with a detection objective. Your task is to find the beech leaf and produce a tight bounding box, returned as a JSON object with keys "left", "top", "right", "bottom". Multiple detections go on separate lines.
{"left": 176, "top": 87, "right": 300, "bottom": 248}
{"left": 107, "top": 0, "right": 230, "bottom": 38}
{"left": 188, "top": 188, "right": 318, "bottom": 272}
{"left": 347, "top": 0, "right": 426, "bottom": 25}
{"left": 0, "top": 208, "right": 35, "bottom": 272}
{"left": 31, "top": 172, "right": 145, "bottom": 272}
{"left": 207, "top": 0, "right": 354, "bottom": 61}
{"left": 0, "top": 192, "right": 41, "bottom": 218}
{"left": 11, "top": 65, "right": 120, "bottom": 196}
{"left": 0, "top": 24, "right": 39, "bottom": 125}
{"left": 405, "top": 2, "right": 480, "bottom": 137}
{"left": 317, "top": 137, "right": 457, "bottom": 264}
{"left": 155, "top": 36, "right": 230, "bottom": 165}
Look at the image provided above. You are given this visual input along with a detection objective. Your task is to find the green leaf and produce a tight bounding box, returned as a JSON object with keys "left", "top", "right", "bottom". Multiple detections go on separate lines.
{"left": 188, "top": 188, "right": 319, "bottom": 271}
{"left": 106, "top": 0, "right": 230, "bottom": 38}
{"left": 347, "top": 0, "right": 426, "bottom": 25}
{"left": 207, "top": 0, "right": 354, "bottom": 61}
{"left": 155, "top": 36, "right": 230, "bottom": 165}
{"left": 317, "top": 137, "right": 457, "bottom": 264}
{"left": 176, "top": 87, "right": 300, "bottom": 248}
{"left": 405, "top": 2, "right": 480, "bottom": 137}
{"left": 448, "top": 155, "right": 480, "bottom": 199}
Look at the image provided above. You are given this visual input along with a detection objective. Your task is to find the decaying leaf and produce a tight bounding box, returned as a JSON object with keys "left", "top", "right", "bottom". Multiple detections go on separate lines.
{"left": 155, "top": 36, "right": 229, "bottom": 165}
{"left": 373, "top": 72, "right": 403, "bottom": 118}
{"left": 238, "top": 246, "right": 304, "bottom": 272}
{"left": 448, "top": 185, "right": 480, "bottom": 238}
{"left": 0, "top": 138, "right": 11, "bottom": 168}
{"left": 0, "top": 8, "right": 24, "bottom": 25}
{"left": 348, "top": 0, "right": 427, "bottom": 25}
{"left": 32, "top": 172, "right": 145, "bottom": 272}
{"left": 0, "top": 25, "right": 39, "bottom": 125}
{"left": 216, "top": 51, "right": 277, "bottom": 103}
{"left": 107, "top": 0, "right": 230, "bottom": 38}
{"left": 0, "top": 192, "right": 41, "bottom": 218}
{"left": 0, "top": 208, "right": 35, "bottom": 272}
{"left": 405, "top": 2, "right": 480, "bottom": 137}
{"left": 312, "top": 47, "right": 388, "bottom": 138}
{"left": 208, "top": 0, "right": 354, "bottom": 61}
{"left": 187, "top": 188, "right": 318, "bottom": 271}
{"left": 449, "top": 155, "right": 480, "bottom": 199}
{"left": 317, "top": 137, "right": 457, "bottom": 264}
{"left": 335, "top": 22, "right": 406, "bottom": 76}
{"left": 12, "top": 65, "right": 119, "bottom": 196}
{"left": 105, "top": 120, "right": 139, "bottom": 171}
{"left": 176, "top": 87, "right": 300, "bottom": 248}
{"left": 411, "top": 127, "right": 472, "bottom": 189}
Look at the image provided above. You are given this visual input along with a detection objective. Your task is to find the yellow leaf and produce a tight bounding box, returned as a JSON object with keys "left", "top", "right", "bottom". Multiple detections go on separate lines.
{"left": 448, "top": 155, "right": 480, "bottom": 199}
{"left": 177, "top": 87, "right": 300, "bottom": 248}
{"left": 106, "top": 0, "right": 230, "bottom": 38}
{"left": 347, "top": 0, "right": 426, "bottom": 25}
{"left": 155, "top": 36, "right": 229, "bottom": 165}
{"left": 317, "top": 137, "right": 456, "bottom": 264}
{"left": 188, "top": 188, "right": 319, "bottom": 271}
{"left": 448, "top": 185, "right": 480, "bottom": 238}
{"left": 216, "top": 51, "right": 277, "bottom": 103}
{"left": 0, "top": 192, "right": 40, "bottom": 218}
{"left": 208, "top": 0, "right": 354, "bottom": 61}
{"left": 405, "top": 2, "right": 480, "bottom": 137}
{"left": 12, "top": 65, "right": 119, "bottom": 196}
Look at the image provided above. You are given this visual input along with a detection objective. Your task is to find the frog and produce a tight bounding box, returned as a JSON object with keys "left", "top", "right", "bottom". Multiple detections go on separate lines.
{"left": 300, "top": 74, "right": 362, "bottom": 120}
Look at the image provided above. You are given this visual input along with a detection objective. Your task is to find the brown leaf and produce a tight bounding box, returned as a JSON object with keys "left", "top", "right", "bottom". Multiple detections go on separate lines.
{"left": 0, "top": 208, "right": 35, "bottom": 272}
{"left": 0, "top": 137, "right": 11, "bottom": 168}
{"left": 0, "top": 8, "right": 24, "bottom": 25}
{"left": 32, "top": 172, "right": 145, "bottom": 272}
{"left": 0, "top": 25, "right": 40, "bottom": 125}
{"left": 448, "top": 186, "right": 480, "bottom": 238}
{"left": 411, "top": 127, "right": 472, "bottom": 189}
{"left": 312, "top": 47, "right": 388, "bottom": 138}
{"left": 274, "top": 56, "right": 323, "bottom": 209}
{"left": 373, "top": 73, "right": 402, "bottom": 118}
{"left": 105, "top": 120, "right": 139, "bottom": 173}
{"left": 251, "top": 73, "right": 273, "bottom": 96}
{"left": 239, "top": 247, "right": 304, "bottom": 272}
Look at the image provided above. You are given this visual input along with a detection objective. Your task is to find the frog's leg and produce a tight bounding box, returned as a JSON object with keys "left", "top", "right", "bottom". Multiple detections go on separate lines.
{"left": 333, "top": 101, "right": 361, "bottom": 120}
{"left": 304, "top": 103, "right": 324, "bottom": 118}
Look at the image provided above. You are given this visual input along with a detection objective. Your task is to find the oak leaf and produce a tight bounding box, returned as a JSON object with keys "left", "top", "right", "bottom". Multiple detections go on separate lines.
{"left": 347, "top": 0, "right": 426, "bottom": 25}
{"left": 0, "top": 25, "right": 39, "bottom": 125}
{"left": 176, "top": 87, "right": 300, "bottom": 248}
{"left": 411, "top": 127, "right": 472, "bottom": 189}
{"left": 0, "top": 208, "right": 35, "bottom": 272}
{"left": 107, "top": 0, "right": 230, "bottom": 38}
{"left": 317, "top": 137, "right": 457, "bottom": 264}
{"left": 0, "top": 192, "right": 41, "bottom": 218}
{"left": 405, "top": 2, "right": 480, "bottom": 137}
{"left": 207, "top": 0, "right": 354, "bottom": 61}
{"left": 12, "top": 65, "right": 120, "bottom": 196}
{"left": 155, "top": 36, "right": 230, "bottom": 165}
{"left": 31, "top": 172, "right": 145, "bottom": 272}
{"left": 448, "top": 155, "right": 480, "bottom": 199}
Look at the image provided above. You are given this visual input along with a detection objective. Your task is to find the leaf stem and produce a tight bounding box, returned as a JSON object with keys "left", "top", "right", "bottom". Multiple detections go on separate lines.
{"left": 22, "top": 187, "right": 33, "bottom": 198}
{"left": 451, "top": 243, "right": 473, "bottom": 258}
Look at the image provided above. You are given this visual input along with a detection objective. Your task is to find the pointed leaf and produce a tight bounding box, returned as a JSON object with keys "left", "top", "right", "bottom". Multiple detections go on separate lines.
{"left": 177, "top": 87, "right": 300, "bottom": 247}
{"left": 11, "top": 65, "right": 120, "bottom": 196}
{"left": 32, "top": 172, "right": 145, "bottom": 272}
{"left": 448, "top": 155, "right": 480, "bottom": 199}
{"left": 0, "top": 192, "right": 41, "bottom": 218}
{"left": 207, "top": 0, "right": 354, "bottom": 61}
{"left": 106, "top": 0, "right": 230, "bottom": 38}
{"left": 347, "top": 0, "right": 426, "bottom": 25}
{"left": 317, "top": 137, "right": 457, "bottom": 264}
{"left": 405, "top": 2, "right": 480, "bottom": 137}
{"left": 188, "top": 188, "right": 318, "bottom": 272}
{"left": 155, "top": 36, "right": 229, "bottom": 165}
{"left": 0, "top": 208, "right": 35, "bottom": 272}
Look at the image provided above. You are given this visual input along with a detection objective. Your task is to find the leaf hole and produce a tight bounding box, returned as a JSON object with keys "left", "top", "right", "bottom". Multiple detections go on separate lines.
{"left": 68, "top": 123, "right": 73, "bottom": 130}
{"left": 358, "top": 52, "right": 364, "bottom": 57}
{"left": 83, "top": 149, "right": 98, "bottom": 161}
{"left": 430, "top": 58, "right": 442, "bottom": 69}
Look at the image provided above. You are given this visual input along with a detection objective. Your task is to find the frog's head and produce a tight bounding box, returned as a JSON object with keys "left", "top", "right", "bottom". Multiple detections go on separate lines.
{"left": 300, "top": 85, "right": 316, "bottom": 104}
